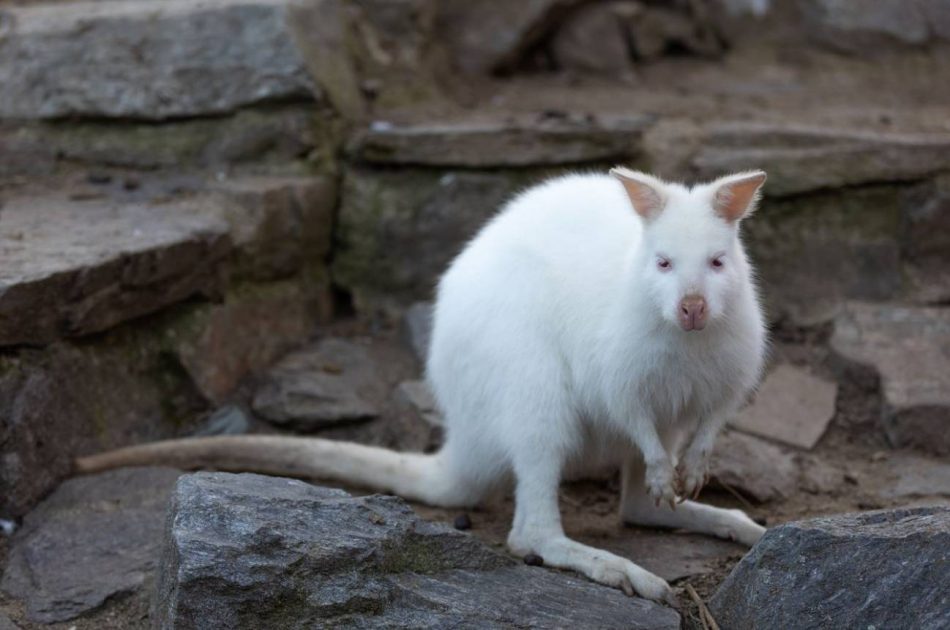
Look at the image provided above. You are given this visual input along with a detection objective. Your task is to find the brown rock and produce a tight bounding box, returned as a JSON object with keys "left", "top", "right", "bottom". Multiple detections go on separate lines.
{"left": 709, "top": 430, "right": 799, "bottom": 502}
{"left": 551, "top": 3, "right": 635, "bottom": 74}
{"left": 731, "top": 364, "right": 838, "bottom": 450}
{"left": 252, "top": 337, "right": 384, "bottom": 431}
{"left": 436, "top": 0, "right": 586, "bottom": 74}
{"left": 831, "top": 302, "right": 950, "bottom": 455}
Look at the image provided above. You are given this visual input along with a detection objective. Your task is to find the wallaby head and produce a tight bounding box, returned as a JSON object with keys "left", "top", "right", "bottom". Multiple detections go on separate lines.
{"left": 610, "top": 167, "right": 767, "bottom": 332}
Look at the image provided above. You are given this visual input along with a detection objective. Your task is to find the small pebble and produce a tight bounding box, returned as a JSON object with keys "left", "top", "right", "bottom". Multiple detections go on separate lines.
{"left": 0, "top": 518, "right": 16, "bottom": 536}
{"left": 453, "top": 513, "right": 472, "bottom": 530}
{"left": 123, "top": 177, "right": 141, "bottom": 191}
{"left": 523, "top": 553, "right": 544, "bottom": 567}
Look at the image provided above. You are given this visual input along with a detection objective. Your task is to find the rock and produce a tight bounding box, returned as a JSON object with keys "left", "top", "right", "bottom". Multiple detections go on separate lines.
{"left": 879, "top": 453, "right": 950, "bottom": 499}
{"left": 551, "top": 3, "right": 635, "bottom": 74}
{"left": 173, "top": 278, "right": 331, "bottom": 404}
{"left": 193, "top": 405, "right": 252, "bottom": 437}
{"left": 286, "top": 0, "right": 363, "bottom": 116}
{"left": 154, "top": 472, "right": 680, "bottom": 629}
{"left": 693, "top": 123, "right": 950, "bottom": 197}
{"left": 348, "top": 114, "right": 650, "bottom": 167}
{"left": 436, "top": 0, "right": 587, "bottom": 74}
{"left": 0, "top": 0, "right": 322, "bottom": 120}
{"left": 796, "top": 454, "right": 846, "bottom": 494}
{"left": 831, "top": 302, "right": 950, "bottom": 455}
{"left": 403, "top": 301, "right": 433, "bottom": 362}
{"left": 627, "top": 6, "right": 722, "bottom": 60}
{"left": 0, "top": 106, "right": 326, "bottom": 176}
{"left": 0, "top": 190, "right": 230, "bottom": 347}
{"left": 395, "top": 379, "right": 443, "bottom": 426}
{"left": 709, "top": 430, "right": 799, "bottom": 502}
{"left": 1, "top": 467, "right": 181, "bottom": 624}
{"left": 709, "top": 506, "right": 950, "bottom": 629}
{"left": 731, "top": 364, "right": 838, "bottom": 450}
{"left": 904, "top": 175, "right": 950, "bottom": 303}
{"left": 799, "top": 0, "right": 949, "bottom": 53}
{"left": 343, "top": 0, "right": 444, "bottom": 109}
{"left": 334, "top": 167, "right": 557, "bottom": 310}
{"left": 0, "top": 613, "right": 18, "bottom": 630}
{"left": 745, "top": 184, "right": 904, "bottom": 325}
{"left": 206, "top": 175, "right": 337, "bottom": 282}
{"left": 0, "top": 274, "right": 327, "bottom": 517}
{"left": 252, "top": 337, "right": 383, "bottom": 430}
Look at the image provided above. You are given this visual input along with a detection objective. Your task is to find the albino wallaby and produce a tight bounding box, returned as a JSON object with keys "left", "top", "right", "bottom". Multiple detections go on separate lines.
{"left": 77, "top": 168, "right": 769, "bottom": 603}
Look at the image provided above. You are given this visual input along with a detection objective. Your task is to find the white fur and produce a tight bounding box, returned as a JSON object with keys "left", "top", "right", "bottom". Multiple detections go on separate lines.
{"left": 79, "top": 169, "right": 769, "bottom": 604}
{"left": 423, "top": 170, "right": 768, "bottom": 601}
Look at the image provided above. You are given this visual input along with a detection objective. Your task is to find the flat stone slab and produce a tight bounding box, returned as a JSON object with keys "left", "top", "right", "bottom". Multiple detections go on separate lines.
{"left": 1, "top": 467, "right": 182, "bottom": 624}
{"left": 156, "top": 472, "right": 680, "bottom": 629}
{"left": 709, "top": 430, "right": 799, "bottom": 502}
{"left": 693, "top": 122, "right": 950, "bottom": 196}
{"left": 831, "top": 302, "right": 950, "bottom": 455}
{"left": 0, "top": 174, "right": 335, "bottom": 348}
{"left": 731, "top": 364, "right": 838, "bottom": 449}
{"left": 348, "top": 114, "right": 651, "bottom": 167}
{"left": 394, "top": 379, "right": 443, "bottom": 427}
{"left": 0, "top": 190, "right": 230, "bottom": 346}
{"left": 252, "top": 337, "right": 383, "bottom": 430}
{"left": 710, "top": 506, "right": 950, "bottom": 629}
{"left": 0, "top": 0, "right": 319, "bottom": 120}
{"left": 879, "top": 453, "right": 950, "bottom": 500}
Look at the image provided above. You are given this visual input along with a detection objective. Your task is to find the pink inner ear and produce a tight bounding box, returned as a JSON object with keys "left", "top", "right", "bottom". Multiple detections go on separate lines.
{"left": 619, "top": 179, "right": 664, "bottom": 220}
{"left": 715, "top": 173, "right": 766, "bottom": 222}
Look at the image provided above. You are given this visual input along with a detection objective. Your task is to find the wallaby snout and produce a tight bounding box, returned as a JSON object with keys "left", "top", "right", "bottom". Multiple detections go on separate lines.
{"left": 678, "top": 294, "right": 707, "bottom": 331}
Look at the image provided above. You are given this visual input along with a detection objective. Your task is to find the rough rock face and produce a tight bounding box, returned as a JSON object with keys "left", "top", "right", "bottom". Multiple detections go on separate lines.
{"left": 1, "top": 467, "right": 182, "bottom": 624}
{"left": 710, "top": 506, "right": 950, "bottom": 629}
{"left": 0, "top": 0, "right": 319, "bottom": 120}
{"left": 155, "top": 472, "right": 680, "bottom": 629}
{"left": 709, "top": 430, "right": 799, "bottom": 502}
{"left": 348, "top": 115, "right": 650, "bottom": 168}
{"left": 831, "top": 302, "right": 950, "bottom": 455}
{"left": 252, "top": 337, "right": 384, "bottom": 430}
{"left": 0, "top": 191, "right": 229, "bottom": 346}
{"left": 800, "top": 0, "right": 950, "bottom": 52}
{"left": 694, "top": 123, "right": 950, "bottom": 197}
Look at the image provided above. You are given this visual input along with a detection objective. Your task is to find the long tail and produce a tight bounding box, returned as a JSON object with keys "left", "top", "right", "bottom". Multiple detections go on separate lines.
{"left": 75, "top": 435, "right": 460, "bottom": 506}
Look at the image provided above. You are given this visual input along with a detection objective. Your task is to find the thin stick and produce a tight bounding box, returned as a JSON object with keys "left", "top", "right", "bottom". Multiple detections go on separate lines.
{"left": 685, "top": 583, "right": 710, "bottom": 630}
{"left": 685, "top": 583, "right": 721, "bottom": 630}
{"left": 718, "top": 479, "right": 755, "bottom": 512}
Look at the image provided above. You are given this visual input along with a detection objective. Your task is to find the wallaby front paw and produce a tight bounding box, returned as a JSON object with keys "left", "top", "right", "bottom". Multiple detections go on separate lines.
{"left": 675, "top": 451, "right": 710, "bottom": 501}
{"left": 645, "top": 460, "right": 677, "bottom": 509}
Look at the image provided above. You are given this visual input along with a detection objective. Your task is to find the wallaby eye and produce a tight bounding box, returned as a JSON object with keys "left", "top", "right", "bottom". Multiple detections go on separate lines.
{"left": 711, "top": 256, "right": 725, "bottom": 269}
{"left": 657, "top": 257, "right": 672, "bottom": 271}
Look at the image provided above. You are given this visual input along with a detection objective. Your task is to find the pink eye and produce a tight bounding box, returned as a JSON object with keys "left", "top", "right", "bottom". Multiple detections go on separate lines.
{"left": 711, "top": 257, "right": 724, "bottom": 269}
{"left": 657, "top": 258, "right": 672, "bottom": 271}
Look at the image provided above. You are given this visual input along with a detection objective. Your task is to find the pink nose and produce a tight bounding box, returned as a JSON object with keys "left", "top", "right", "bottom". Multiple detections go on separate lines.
{"left": 679, "top": 295, "right": 707, "bottom": 331}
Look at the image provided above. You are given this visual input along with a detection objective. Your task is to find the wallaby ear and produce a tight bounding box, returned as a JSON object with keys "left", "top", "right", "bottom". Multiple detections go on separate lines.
{"left": 610, "top": 167, "right": 667, "bottom": 221}
{"left": 712, "top": 170, "right": 767, "bottom": 223}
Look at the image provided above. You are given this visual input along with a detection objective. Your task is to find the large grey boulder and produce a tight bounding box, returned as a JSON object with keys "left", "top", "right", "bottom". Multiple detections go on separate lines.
{"left": 799, "top": 0, "right": 950, "bottom": 52}
{"left": 710, "top": 506, "right": 950, "bottom": 629}
{"left": 1, "top": 467, "right": 182, "bottom": 624}
{"left": 155, "top": 472, "right": 680, "bottom": 629}
{"left": 831, "top": 302, "right": 950, "bottom": 455}
{"left": 0, "top": 0, "right": 319, "bottom": 120}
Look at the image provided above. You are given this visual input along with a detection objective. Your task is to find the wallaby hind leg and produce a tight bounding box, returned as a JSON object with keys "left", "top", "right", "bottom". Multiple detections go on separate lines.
{"left": 619, "top": 457, "right": 765, "bottom": 547}
{"left": 505, "top": 431, "right": 674, "bottom": 603}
